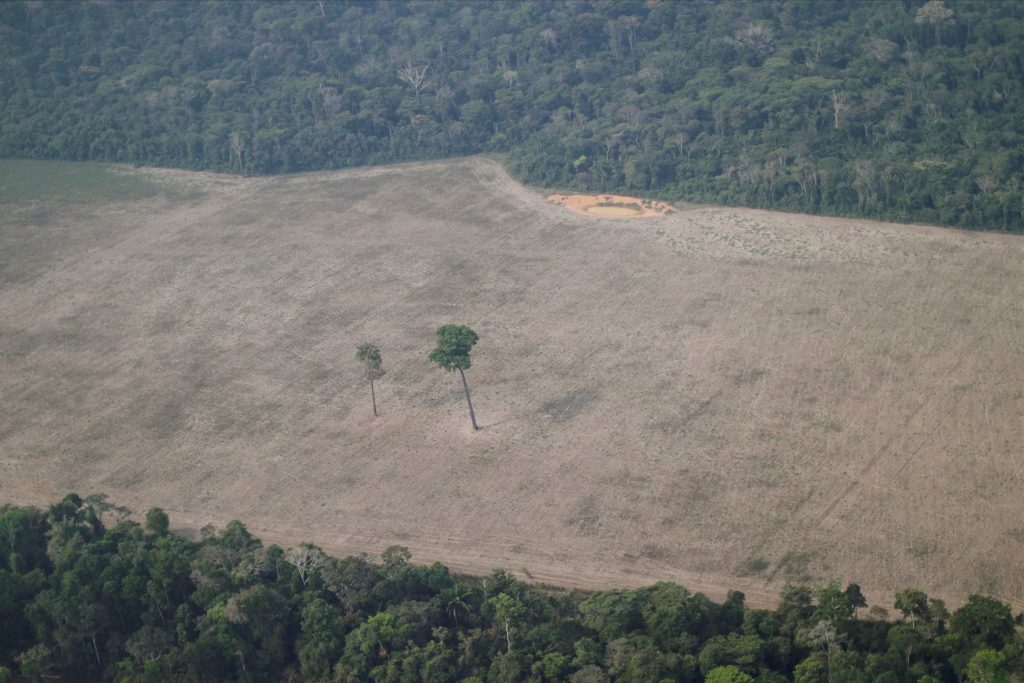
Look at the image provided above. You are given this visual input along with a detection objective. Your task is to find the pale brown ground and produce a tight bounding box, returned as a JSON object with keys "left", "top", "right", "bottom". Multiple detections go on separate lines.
{"left": 2, "top": 157, "right": 1023, "bottom": 611}
{"left": 547, "top": 193, "right": 677, "bottom": 217}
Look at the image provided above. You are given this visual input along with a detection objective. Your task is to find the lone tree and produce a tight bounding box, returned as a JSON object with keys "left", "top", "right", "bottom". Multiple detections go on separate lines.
{"left": 356, "top": 343, "right": 385, "bottom": 417}
{"left": 428, "top": 324, "right": 480, "bottom": 430}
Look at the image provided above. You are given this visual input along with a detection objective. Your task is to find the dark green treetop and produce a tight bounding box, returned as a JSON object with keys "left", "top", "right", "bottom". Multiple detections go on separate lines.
{"left": 428, "top": 325, "right": 478, "bottom": 372}
{"left": 355, "top": 343, "right": 385, "bottom": 381}
{"left": 428, "top": 325, "right": 480, "bottom": 429}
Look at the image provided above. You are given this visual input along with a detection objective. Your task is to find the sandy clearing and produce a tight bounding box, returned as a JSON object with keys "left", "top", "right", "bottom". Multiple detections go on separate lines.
{"left": 2, "top": 157, "right": 1023, "bottom": 612}
{"left": 547, "top": 193, "right": 677, "bottom": 217}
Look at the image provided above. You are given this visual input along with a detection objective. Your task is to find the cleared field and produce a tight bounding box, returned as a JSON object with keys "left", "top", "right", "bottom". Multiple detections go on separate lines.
{"left": 1, "top": 157, "right": 1023, "bottom": 610}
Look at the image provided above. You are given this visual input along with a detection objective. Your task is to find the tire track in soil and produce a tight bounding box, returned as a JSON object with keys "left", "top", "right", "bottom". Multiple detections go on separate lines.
{"left": 689, "top": 267, "right": 1023, "bottom": 610}
{"left": 759, "top": 333, "right": 985, "bottom": 584}
{"left": 808, "top": 332, "right": 984, "bottom": 528}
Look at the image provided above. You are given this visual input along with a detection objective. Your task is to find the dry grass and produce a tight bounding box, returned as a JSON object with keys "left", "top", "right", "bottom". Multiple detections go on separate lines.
{"left": 2, "top": 157, "right": 1023, "bottom": 610}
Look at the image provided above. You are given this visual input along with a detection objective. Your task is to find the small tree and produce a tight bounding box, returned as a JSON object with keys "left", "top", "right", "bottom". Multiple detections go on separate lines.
{"left": 145, "top": 507, "right": 170, "bottom": 536}
{"left": 815, "top": 581, "right": 855, "bottom": 628}
{"left": 895, "top": 588, "right": 929, "bottom": 628}
{"left": 428, "top": 324, "right": 480, "bottom": 430}
{"left": 355, "top": 343, "right": 385, "bottom": 417}
{"left": 844, "top": 583, "right": 868, "bottom": 614}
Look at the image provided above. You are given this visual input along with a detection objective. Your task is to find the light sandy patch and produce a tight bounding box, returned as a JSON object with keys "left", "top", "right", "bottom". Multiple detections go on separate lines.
{"left": 547, "top": 192, "right": 677, "bottom": 217}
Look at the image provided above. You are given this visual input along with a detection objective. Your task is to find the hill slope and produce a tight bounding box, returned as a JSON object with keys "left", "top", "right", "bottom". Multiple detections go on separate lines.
{"left": 1, "top": 157, "right": 1023, "bottom": 609}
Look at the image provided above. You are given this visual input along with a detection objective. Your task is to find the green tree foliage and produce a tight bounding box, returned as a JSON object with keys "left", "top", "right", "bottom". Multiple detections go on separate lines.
{"left": 428, "top": 324, "right": 480, "bottom": 430}
{"left": 1, "top": 1, "right": 1023, "bottom": 232}
{"left": 844, "top": 583, "right": 867, "bottom": 612}
{"left": 0, "top": 496, "right": 1023, "bottom": 682}
{"left": 895, "top": 587, "right": 930, "bottom": 626}
{"left": 950, "top": 594, "right": 1015, "bottom": 649}
{"left": 579, "top": 589, "right": 646, "bottom": 642}
{"left": 699, "top": 633, "right": 765, "bottom": 676}
{"left": 966, "top": 648, "right": 1010, "bottom": 683}
{"left": 706, "top": 664, "right": 756, "bottom": 683}
{"left": 814, "top": 581, "right": 855, "bottom": 628}
{"left": 144, "top": 507, "right": 169, "bottom": 536}
{"left": 427, "top": 325, "right": 478, "bottom": 373}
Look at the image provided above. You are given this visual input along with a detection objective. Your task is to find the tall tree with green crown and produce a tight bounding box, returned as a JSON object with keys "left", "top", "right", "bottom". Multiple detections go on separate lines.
{"left": 356, "top": 343, "right": 385, "bottom": 417}
{"left": 428, "top": 325, "right": 480, "bottom": 430}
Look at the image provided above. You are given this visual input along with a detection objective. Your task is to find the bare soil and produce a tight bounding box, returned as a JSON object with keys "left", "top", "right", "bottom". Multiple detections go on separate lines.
{"left": 547, "top": 192, "right": 677, "bottom": 217}
{"left": 2, "top": 157, "right": 1023, "bottom": 611}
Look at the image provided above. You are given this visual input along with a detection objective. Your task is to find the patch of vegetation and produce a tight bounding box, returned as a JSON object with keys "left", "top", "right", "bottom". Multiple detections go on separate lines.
{"left": 566, "top": 495, "right": 601, "bottom": 536}
{"left": 467, "top": 453, "right": 497, "bottom": 467}
{"left": 909, "top": 541, "right": 939, "bottom": 559}
{"left": 739, "top": 554, "right": 770, "bottom": 576}
{"left": 0, "top": 160, "right": 164, "bottom": 203}
{"left": 541, "top": 388, "right": 600, "bottom": 423}
{"left": 638, "top": 543, "right": 669, "bottom": 560}
{"left": 776, "top": 550, "right": 819, "bottom": 582}
{"left": 1, "top": 495, "right": 1019, "bottom": 682}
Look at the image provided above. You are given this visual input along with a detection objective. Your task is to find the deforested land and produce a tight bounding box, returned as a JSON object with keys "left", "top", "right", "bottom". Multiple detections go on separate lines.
{"left": 2, "top": 157, "right": 1022, "bottom": 612}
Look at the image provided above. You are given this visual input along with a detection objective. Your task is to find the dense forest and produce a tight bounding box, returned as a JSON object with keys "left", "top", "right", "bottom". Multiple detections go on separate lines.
{"left": 1, "top": 0, "right": 1023, "bottom": 231}
{"left": 0, "top": 495, "right": 1021, "bottom": 682}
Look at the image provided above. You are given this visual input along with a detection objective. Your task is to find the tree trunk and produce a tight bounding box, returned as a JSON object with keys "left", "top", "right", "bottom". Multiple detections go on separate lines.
{"left": 370, "top": 379, "right": 378, "bottom": 417}
{"left": 458, "top": 367, "right": 478, "bottom": 430}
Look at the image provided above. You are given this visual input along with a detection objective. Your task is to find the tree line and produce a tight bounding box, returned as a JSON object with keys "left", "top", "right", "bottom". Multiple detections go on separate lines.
{"left": 1, "top": 1, "right": 1023, "bottom": 232}
{"left": 0, "top": 494, "right": 1020, "bottom": 682}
